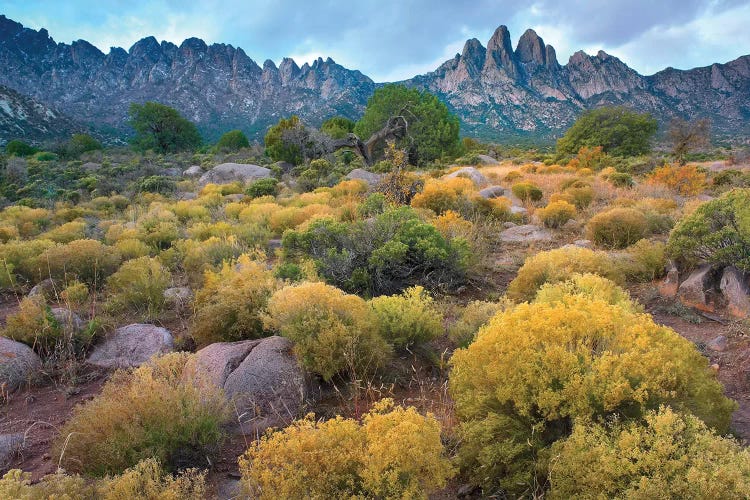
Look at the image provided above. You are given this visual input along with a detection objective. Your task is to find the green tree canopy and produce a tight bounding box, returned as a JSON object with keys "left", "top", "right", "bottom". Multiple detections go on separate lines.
{"left": 354, "top": 84, "right": 460, "bottom": 165}
{"left": 5, "top": 139, "right": 37, "bottom": 157}
{"left": 557, "top": 106, "right": 658, "bottom": 157}
{"left": 321, "top": 116, "right": 355, "bottom": 139}
{"left": 128, "top": 102, "right": 202, "bottom": 153}
{"left": 264, "top": 115, "right": 303, "bottom": 164}
{"left": 214, "top": 129, "right": 250, "bottom": 152}
{"left": 67, "top": 134, "right": 102, "bottom": 157}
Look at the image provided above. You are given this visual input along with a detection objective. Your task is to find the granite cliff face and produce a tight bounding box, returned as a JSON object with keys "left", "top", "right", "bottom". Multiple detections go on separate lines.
{"left": 0, "top": 15, "right": 748, "bottom": 143}
{"left": 0, "top": 84, "right": 84, "bottom": 145}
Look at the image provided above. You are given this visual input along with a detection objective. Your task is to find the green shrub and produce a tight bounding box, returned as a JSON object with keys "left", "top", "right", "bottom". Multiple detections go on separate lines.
{"left": 549, "top": 407, "right": 750, "bottom": 499}
{"left": 536, "top": 200, "right": 576, "bottom": 228}
{"left": 106, "top": 257, "right": 171, "bottom": 320}
{"left": 511, "top": 182, "right": 543, "bottom": 202}
{"left": 448, "top": 300, "right": 507, "bottom": 348}
{"left": 2, "top": 295, "right": 62, "bottom": 357}
{"left": 449, "top": 295, "right": 736, "bottom": 495}
{"left": 55, "top": 353, "right": 229, "bottom": 476}
{"left": 621, "top": 239, "right": 668, "bottom": 282}
{"left": 369, "top": 286, "right": 444, "bottom": 349}
{"left": 246, "top": 178, "right": 279, "bottom": 198}
{"left": 264, "top": 281, "right": 391, "bottom": 381}
{"left": 587, "top": 207, "right": 648, "bottom": 249}
{"left": 30, "top": 239, "right": 121, "bottom": 285}
{"left": 214, "top": 129, "right": 249, "bottom": 151}
{"left": 239, "top": 399, "right": 454, "bottom": 499}
{"left": 191, "top": 255, "right": 278, "bottom": 345}
{"left": 60, "top": 280, "right": 89, "bottom": 311}
{"left": 39, "top": 220, "right": 87, "bottom": 243}
{"left": 667, "top": 189, "right": 750, "bottom": 271}
{"left": 5, "top": 139, "right": 37, "bottom": 157}
{"left": 607, "top": 171, "right": 634, "bottom": 188}
{"left": 506, "top": 246, "right": 622, "bottom": 302}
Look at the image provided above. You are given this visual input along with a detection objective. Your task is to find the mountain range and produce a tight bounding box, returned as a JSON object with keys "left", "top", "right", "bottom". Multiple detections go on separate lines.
{"left": 0, "top": 14, "right": 748, "bottom": 145}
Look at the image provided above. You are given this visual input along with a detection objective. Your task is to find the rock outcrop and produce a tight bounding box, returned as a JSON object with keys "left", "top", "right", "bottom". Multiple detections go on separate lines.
{"left": 0, "top": 337, "right": 42, "bottom": 391}
{"left": 198, "top": 163, "right": 271, "bottom": 186}
{"left": 87, "top": 324, "right": 174, "bottom": 369}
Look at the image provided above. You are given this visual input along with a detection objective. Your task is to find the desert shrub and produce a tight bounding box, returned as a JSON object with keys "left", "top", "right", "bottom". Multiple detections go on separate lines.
{"left": 536, "top": 200, "right": 576, "bottom": 228}
{"left": 0, "top": 469, "right": 94, "bottom": 498}
{"left": 282, "top": 207, "right": 468, "bottom": 296}
{"left": 449, "top": 295, "right": 736, "bottom": 495}
{"left": 504, "top": 170, "right": 522, "bottom": 182}
{"left": 448, "top": 300, "right": 507, "bottom": 348}
{"left": 619, "top": 239, "right": 668, "bottom": 282}
{"left": 55, "top": 353, "right": 229, "bottom": 476}
{"left": 357, "top": 193, "right": 388, "bottom": 218}
{"left": 171, "top": 201, "right": 209, "bottom": 222}
{"left": 506, "top": 246, "right": 622, "bottom": 302}
{"left": 115, "top": 238, "right": 152, "bottom": 259}
{"left": 136, "top": 176, "right": 176, "bottom": 195}
{"left": 137, "top": 208, "right": 180, "bottom": 250}
{"left": 667, "top": 189, "right": 750, "bottom": 271}
{"left": 587, "top": 207, "right": 648, "bottom": 249}
{"left": 246, "top": 178, "right": 279, "bottom": 198}
{"left": 551, "top": 182, "right": 595, "bottom": 209}
{"left": 98, "top": 458, "right": 207, "bottom": 499}
{"left": 0, "top": 224, "right": 19, "bottom": 243}
{"left": 61, "top": 280, "right": 89, "bottom": 311}
{"left": 106, "top": 257, "right": 171, "bottom": 320}
{"left": 606, "top": 171, "right": 634, "bottom": 187}
{"left": 264, "top": 281, "right": 391, "bottom": 380}
{"left": 411, "top": 177, "right": 476, "bottom": 215}
{"left": 191, "top": 255, "right": 278, "bottom": 345}
{"left": 5, "top": 139, "right": 37, "bottom": 157}
{"left": 2, "top": 295, "right": 61, "bottom": 357}
{"left": 369, "top": 286, "right": 444, "bottom": 349}
{"left": 0, "top": 239, "right": 56, "bottom": 287}
{"left": 534, "top": 273, "right": 640, "bottom": 313}
{"left": 39, "top": 220, "right": 87, "bottom": 243}
{"left": 30, "top": 239, "right": 121, "bottom": 285}
{"left": 239, "top": 399, "right": 453, "bottom": 499}
{"left": 549, "top": 407, "right": 750, "bottom": 499}
{"left": 647, "top": 163, "right": 707, "bottom": 196}
{"left": 178, "top": 236, "right": 247, "bottom": 285}
{"left": 511, "top": 182, "right": 543, "bottom": 202}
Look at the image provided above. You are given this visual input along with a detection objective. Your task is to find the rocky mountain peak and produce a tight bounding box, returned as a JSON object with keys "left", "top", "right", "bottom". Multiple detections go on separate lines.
{"left": 515, "top": 29, "right": 546, "bottom": 65}
{"left": 460, "top": 38, "right": 486, "bottom": 77}
{"left": 484, "top": 25, "right": 520, "bottom": 79}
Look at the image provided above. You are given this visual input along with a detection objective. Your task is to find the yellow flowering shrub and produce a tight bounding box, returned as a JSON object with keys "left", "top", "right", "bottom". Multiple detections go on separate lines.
{"left": 587, "top": 207, "right": 648, "bottom": 249}
{"left": 39, "top": 220, "right": 87, "bottom": 243}
{"left": 191, "top": 254, "right": 278, "bottom": 345}
{"left": 448, "top": 299, "right": 509, "bottom": 347}
{"left": 647, "top": 163, "right": 707, "bottom": 196}
{"left": 264, "top": 281, "right": 391, "bottom": 380}
{"left": 536, "top": 200, "right": 576, "bottom": 228}
{"left": 30, "top": 239, "right": 121, "bottom": 285}
{"left": 411, "top": 177, "right": 476, "bottom": 215}
{"left": 369, "top": 286, "right": 444, "bottom": 349}
{"left": 105, "top": 257, "right": 171, "bottom": 320}
{"left": 534, "top": 273, "right": 640, "bottom": 313}
{"left": 449, "top": 295, "right": 735, "bottom": 494}
{"left": 506, "top": 246, "right": 622, "bottom": 302}
{"left": 239, "top": 399, "right": 453, "bottom": 499}
{"left": 549, "top": 407, "right": 750, "bottom": 499}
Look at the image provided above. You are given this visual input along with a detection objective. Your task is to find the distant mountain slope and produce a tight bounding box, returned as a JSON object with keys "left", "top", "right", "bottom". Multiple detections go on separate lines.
{"left": 0, "top": 14, "right": 748, "bottom": 143}
{"left": 0, "top": 83, "right": 84, "bottom": 145}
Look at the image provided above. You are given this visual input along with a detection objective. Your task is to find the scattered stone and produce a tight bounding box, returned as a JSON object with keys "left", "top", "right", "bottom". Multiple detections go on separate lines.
{"left": 28, "top": 279, "right": 56, "bottom": 299}
{"left": 186, "top": 336, "right": 308, "bottom": 429}
{"left": 163, "top": 287, "right": 193, "bottom": 310}
{"left": 50, "top": 307, "right": 85, "bottom": 336}
{"left": 345, "top": 168, "right": 382, "bottom": 187}
{"left": 478, "top": 185, "right": 506, "bottom": 199}
{"left": 510, "top": 205, "right": 528, "bottom": 215}
{"left": 0, "top": 337, "right": 41, "bottom": 391}
{"left": 183, "top": 165, "right": 203, "bottom": 177}
{"left": 273, "top": 161, "right": 295, "bottom": 174}
{"left": 267, "top": 239, "right": 283, "bottom": 251}
{"left": 81, "top": 162, "right": 101, "bottom": 172}
{"left": 224, "top": 193, "right": 245, "bottom": 202}
{"left": 658, "top": 262, "right": 680, "bottom": 298}
{"left": 215, "top": 478, "right": 242, "bottom": 499}
{"left": 711, "top": 363, "right": 720, "bottom": 372}
{"left": 719, "top": 267, "right": 750, "bottom": 319}
{"left": 677, "top": 265, "right": 715, "bottom": 313}
{"left": 500, "top": 224, "right": 552, "bottom": 243}
{"left": 707, "top": 335, "right": 728, "bottom": 352}
{"left": 162, "top": 167, "right": 182, "bottom": 177}
{"left": 198, "top": 163, "right": 271, "bottom": 186}
{"left": 502, "top": 222, "right": 517, "bottom": 229}
{"left": 87, "top": 324, "right": 174, "bottom": 369}
{"left": 475, "top": 154, "right": 499, "bottom": 165}
{"left": 443, "top": 166, "right": 488, "bottom": 187}
{"left": 573, "top": 239, "right": 593, "bottom": 249}
{"left": 0, "top": 433, "right": 24, "bottom": 468}
{"left": 178, "top": 192, "right": 198, "bottom": 200}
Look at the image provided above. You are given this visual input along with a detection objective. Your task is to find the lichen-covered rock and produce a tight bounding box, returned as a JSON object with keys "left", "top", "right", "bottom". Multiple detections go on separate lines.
{"left": 182, "top": 165, "right": 203, "bottom": 177}
{"left": 478, "top": 185, "right": 506, "bottom": 199}
{"left": 0, "top": 336, "right": 41, "bottom": 391}
{"left": 443, "top": 166, "right": 488, "bottom": 187}
{"left": 677, "top": 265, "right": 716, "bottom": 313}
{"left": 87, "top": 324, "right": 174, "bottom": 369}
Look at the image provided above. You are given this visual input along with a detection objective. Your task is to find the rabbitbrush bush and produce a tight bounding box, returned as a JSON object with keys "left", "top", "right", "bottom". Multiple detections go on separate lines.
{"left": 30, "top": 239, "right": 122, "bottom": 285}
{"left": 448, "top": 299, "right": 509, "bottom": 348}
{"left": 239, "top": 399, "right": 454, "bottom": 499}
{"left": 105, "top": 256, "right": 171, "bottom": 320}
{"left": 3, "top": 295, "right": 62, "bottom": 358}
{"left": 586, "top": 207, "right": 648, "bottom": 249}
{"left": 449, "top": 293, "right": 736, "bottom": 495}
{"left": 191, "top": 254, "right": 279, "bottom": 345}
{"left": 55, "top": 353, "right": 229, "bottom": 476}
{"left": 506, "top": 246, "right": 622, "bottom": 302}
{"left": 264, "top": 281, "right": 391, "bottom": 381}
{"left": 536, "top": 200, "right": 576, "bottom": 228}
{"left": 549, "top": 407, "right": 750, "bottom": 499}
{"left": 368, "top": 286, "right": 444, "bottom": 349}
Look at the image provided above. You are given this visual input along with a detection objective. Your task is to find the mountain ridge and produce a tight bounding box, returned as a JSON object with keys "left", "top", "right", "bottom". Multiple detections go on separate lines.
{"left": 0, "top": 14, "right": 748, "bottom": 144}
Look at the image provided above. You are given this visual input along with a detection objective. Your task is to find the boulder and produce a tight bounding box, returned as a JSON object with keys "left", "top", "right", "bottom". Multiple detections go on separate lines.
{"left": 273, "top": 161, "right": 295, "bottom": 174}
{"left": 573, "top": 239, "right": 593, "bottom": 249}
{"left": 0, "top": 336, "right": 41, "bottom": 391}
{"left": 0, "top": 433, "right": 23, "bottom": 468}
{"left": 87, "top": 324, "right": 174, "bottom": 369}
{"left": 187, "top": 336, "right": 307, "bottom": 429}
{"left": 178, "top": 192, "right": 198, "bottom": 200}
{"left": 345, "top": 168, "right": 382, "bottom": 187}
{"left": 478, "top": 185, "right": 506, "bottom": 199}
{"left": 50, "top": 307, "right": 85, "bottom": 336}
{"left": 164, "top": 287, "right": 193, "bottom": 310}
{"left": 475, "top": 154, "right": 499, "bottom": 165}
{"left": 28, "top": 278, "right": 56, "bottom": 299}
{"left": 719, "top": 267, "right": 750, "bottom": 318}
{"left": 162, "top": 167, "right": 182, "bottom": 177}
{"left": 677, "top": 265, "right": 716, "bottom": 312}
{"left": 707, "top": 335, "right": 728, "bottom": 352}
{"left": 183, "top": 165, "right": 203, "bottom": 177}
{"left": 658, "top": 262, "right": 680, "bottom": 298}
{"left": 198, "top": 163, "right": 271, "bottom": 186}
{"left": 510, "top": 205, "right": 528, "bottom": 215}
{"left": 443, "top": 166, "right": 488, "bottom": 187}
{"left": 500, "top": 224, "right": 552, "bottom": 243}
{"left": 224, "top": 193, "right": 245, "bottom": 202}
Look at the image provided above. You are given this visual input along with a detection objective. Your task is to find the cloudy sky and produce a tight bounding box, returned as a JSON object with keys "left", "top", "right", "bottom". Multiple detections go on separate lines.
{"left": 4, "top": 1, "right": 749, "bottom": 81}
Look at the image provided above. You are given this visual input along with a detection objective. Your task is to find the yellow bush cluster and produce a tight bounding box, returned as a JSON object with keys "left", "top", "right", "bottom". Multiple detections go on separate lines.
{"left": 105, "top": 256, "right": 171, "bottom": 320}
{"left": 239, "top": 399, "right": 454, "bottom": 499}
{"left": 369, "top": 286, "right": 444, "bottom": 349}
{"left": 586, "top": 206, "right": 648, "bottom": 249}
{"left": 536, "top": 200, "right": 576, "bottom": 228}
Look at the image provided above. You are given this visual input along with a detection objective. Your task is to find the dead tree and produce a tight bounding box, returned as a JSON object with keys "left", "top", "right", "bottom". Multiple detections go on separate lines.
{"left": 330, "top": 115, "right": 408, "bottom": 166}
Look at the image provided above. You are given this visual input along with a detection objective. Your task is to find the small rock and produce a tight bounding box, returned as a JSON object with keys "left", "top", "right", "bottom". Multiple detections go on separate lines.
{"left": 707, "top": 335, "right": 728, "bottom": 352}
{"left": 677, "top": 265, "right": 716, "bottom": 313}
{"left": 573, "top": 239, "right": 593, "bottom": 249}
{"left": 503, "top": 222, "right": 517, "bottom": 229}
{"left": 0, "top": 337, "right": 42, "bottom": 391}
{"left": 162, "top": 167, "right": 182, "bottom": 177}
{"left": 163, "top": 287, "right": 193, "bottom": 309}
{"left": 224, "top": 193, "right": 245, "bottom": 202}
{"left": 182, "top": 165, "right": 203, "bottom": 177}
{"left": 478, "top": 185, "right": 506, "bottom": 199}
{"left": 719, "top": 267, "right": 750, "bottom": 319}
{"left": 475, "top": 154, "right": 499, "bottom": 165}
{"left": 87, "top": 324, "right": 174, "bottom": 369}
{"left": 711, "top": 363, "right": 720, "bottom": 372}
{"left": 443, "top": 166, "right": 488, "bottom": 187}
{"left": 500, "top": 224, "right": 552, "bottom": 243}
{"left": 658, "top": 261, "right": 680, "bottom": 298}
{"left": 510, "top": 205, "right": 528, "bottom": 215}
{"left": 28, "top": 279, "right": 56, "bottom": 299}
{"left": 178, "top": 192, "right": 198, "bottom": 200}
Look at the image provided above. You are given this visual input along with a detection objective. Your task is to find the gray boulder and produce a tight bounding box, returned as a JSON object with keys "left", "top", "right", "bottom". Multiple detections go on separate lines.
{"left": 0, "top": 433, "right": 24, "bottom": 468}
{"left": 500, "top": 224, "right": 552, "bottom": 243}
{"left": 164, "top": 287, "right": 193, "bottom": 310}
{"left": 443, "top": 166, "right": 488, "bottom": 187}
{"left": 707, "top": 335, "right": 728, "bottom": 352}
{"left": 186, "top": 336, "right": 307, "bottom": 429}
{"left": 719, "top": 267, "right": 750, "bottom": 318}
{"left": 162, "top": 167, "right": 182, "bottom": 177}
{"left": 87, "top": 324, "right": 174, "bottom": 369}
{"left": 475, "top": 154, "right": 499, "bottom": 165}
{"left": 478, "top": 185, "right": 506, "bottom": 199}
{"left": 0, "top": 336, "right": 41, "bottom": 391}
{"left": 677, "top": 265, "right": 716, "bottom": 313}
{"left": 345, "top": 168, "right": 382, "bottom": 187}
{"left": 198, "top": 163, "right": 271, "bottom": 186}
{"left": 28, "top": 278, "right": 56, "bottom": 299}
{"left": 50, "top": 307, "right": 85, "bottom": 336}
{"left": 183, "top": 165, "right": 204, "bottom": 177}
